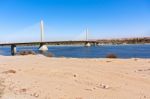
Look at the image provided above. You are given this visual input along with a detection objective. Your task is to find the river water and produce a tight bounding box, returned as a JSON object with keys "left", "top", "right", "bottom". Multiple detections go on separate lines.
{"left": 0, "top": 44, "right": 150, "bottom": 58}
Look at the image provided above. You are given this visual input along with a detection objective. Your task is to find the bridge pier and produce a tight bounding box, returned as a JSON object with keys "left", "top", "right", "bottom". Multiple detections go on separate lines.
{"left": 11, "top": 44, "right": 17, "bottom": 56}
{"left": 39, "top": 43, "right": 48, "bottom": 52}
{"left": 93, "top": 42, "right": 98, "bottom": 46}
{"left": 85, "top": 42, "right": 91, "bottom": 47}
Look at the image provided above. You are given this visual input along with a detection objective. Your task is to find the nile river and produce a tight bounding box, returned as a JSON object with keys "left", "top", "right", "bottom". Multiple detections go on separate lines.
{"left": 0, "top": 44, "right": 150, "bottom": 58}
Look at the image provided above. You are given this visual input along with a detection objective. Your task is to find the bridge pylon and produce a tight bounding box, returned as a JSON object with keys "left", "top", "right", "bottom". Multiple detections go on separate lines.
{"left": 39, "top": 20, "right": 48, "bottom": 51}
{"left": 11, "top": 44, "right": 17, "bottom": 56}
{"left": 85, "top": 28, "right": 91, "bottom": 47}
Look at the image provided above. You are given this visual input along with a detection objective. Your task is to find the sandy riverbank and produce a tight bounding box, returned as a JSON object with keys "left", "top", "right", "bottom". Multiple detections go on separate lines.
{"left": 0, "top": 55, "right": 150, "bottom": 99}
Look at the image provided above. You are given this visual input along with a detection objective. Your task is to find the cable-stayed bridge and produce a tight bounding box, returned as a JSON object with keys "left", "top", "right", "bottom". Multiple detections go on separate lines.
{"left": 1, "top": 20, "right": 149, "bottom": 55}
{"left": 0, "top": 20, "right": 97, "bottom": 55}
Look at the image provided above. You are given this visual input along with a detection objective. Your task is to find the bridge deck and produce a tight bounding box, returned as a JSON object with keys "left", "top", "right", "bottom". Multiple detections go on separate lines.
{"left": 0, "top": 41, "right": 97, "bottom": 46}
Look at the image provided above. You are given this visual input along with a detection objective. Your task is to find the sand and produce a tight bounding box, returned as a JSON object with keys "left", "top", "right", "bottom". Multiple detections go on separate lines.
{"left": 0, "top": 55, "right": 150, "bottom": 99}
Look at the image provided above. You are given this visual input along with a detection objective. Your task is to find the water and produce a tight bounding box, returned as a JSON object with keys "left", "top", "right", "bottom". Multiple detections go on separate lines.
{"left": 0, "top": 44, "right": 150, "bottom": 58}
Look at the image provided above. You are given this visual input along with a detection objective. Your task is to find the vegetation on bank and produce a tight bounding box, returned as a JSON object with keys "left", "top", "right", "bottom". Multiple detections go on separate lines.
{"left": 17, "top": 50, "right": 36, "bottom": 55}
{"left": 97, "top": 37, "right": 150, "bottom": 44}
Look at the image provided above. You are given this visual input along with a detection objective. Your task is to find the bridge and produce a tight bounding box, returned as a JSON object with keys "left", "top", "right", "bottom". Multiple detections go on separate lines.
{"left": 0, "top": 20, "right": 97, "bottom": 55}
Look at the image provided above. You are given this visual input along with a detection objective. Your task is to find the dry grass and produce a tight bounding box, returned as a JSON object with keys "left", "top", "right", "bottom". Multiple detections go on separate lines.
{"left": 46, "top": 53, "right": 54, "bottom": 57}
{"left": 39, "top": 51, "right": 54, "bottom": 57}
{"left": 41, "top": 52, "right": 54, "bottom": 57}
{"left": 17, "top": 51, "right": 36, "bottom": 55}
{"left": 106, "top": 53, "right": 117, "bottom": 58}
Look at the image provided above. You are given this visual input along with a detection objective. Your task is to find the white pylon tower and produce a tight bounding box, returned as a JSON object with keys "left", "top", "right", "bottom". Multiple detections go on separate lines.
{"left": 85, "top": 28, "right": 88, "bottom": 41}
{"left": 40, "top": 20, "right": 44, "bottom": 42}
{"left": 85, "top": 28, "right": 91, "bottom": 47}
{"left": 39, "top": 20, "right": 48, "bottom": 51}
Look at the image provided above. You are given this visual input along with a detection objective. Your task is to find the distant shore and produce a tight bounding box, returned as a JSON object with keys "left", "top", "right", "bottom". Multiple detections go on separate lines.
{"left": 0, "top": 55, "right": 150, "bottom": 99}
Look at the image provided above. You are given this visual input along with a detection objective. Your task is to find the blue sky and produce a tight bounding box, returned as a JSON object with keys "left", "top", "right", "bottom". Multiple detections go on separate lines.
{"left": 0, "top": 0, "right": 150, "bottom": 42}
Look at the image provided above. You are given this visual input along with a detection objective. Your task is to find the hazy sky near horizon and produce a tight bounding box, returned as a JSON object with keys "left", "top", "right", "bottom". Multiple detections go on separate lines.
{"left": 0, "top": 0, "right": 150, "bottom": 42}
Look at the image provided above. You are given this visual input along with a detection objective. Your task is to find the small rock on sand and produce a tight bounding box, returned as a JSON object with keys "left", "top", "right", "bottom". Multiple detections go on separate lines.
{"left": 97, "top": 83, "right": 109, "bottom": 89}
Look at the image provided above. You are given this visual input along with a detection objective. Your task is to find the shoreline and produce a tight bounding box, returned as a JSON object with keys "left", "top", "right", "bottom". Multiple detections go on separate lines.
{"left": 0, "top": 54, "right": 150, "bottom": 59}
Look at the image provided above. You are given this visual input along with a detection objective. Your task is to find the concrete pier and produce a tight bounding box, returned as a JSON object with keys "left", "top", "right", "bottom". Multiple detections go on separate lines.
{"left": 93, "top": 42, "right": 98, "bottom": 46}
{"left": 85, "top": 42, "right": 91, "bottom": 47}
{"left": 11, "top": 44, "right": 17, "bottom": 55}
{"left": 39, "top": 43, "right": 48, "bottom": 51}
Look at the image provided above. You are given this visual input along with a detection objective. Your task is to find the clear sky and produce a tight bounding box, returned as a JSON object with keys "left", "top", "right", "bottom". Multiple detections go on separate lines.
{"left": 0, "top": 0, "right": 150, "bottom": 42}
